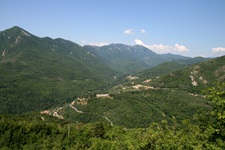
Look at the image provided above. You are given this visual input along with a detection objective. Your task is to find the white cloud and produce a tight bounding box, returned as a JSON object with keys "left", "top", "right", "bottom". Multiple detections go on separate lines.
{"left": 174, "top": 44, "right": 189, "bottom": 52}
{"left": 81, "top": 40, "right": 88, "bottom": 44}
{"left": 90, "top": 43, "right": 108, "bottom": 47}
{"left": 148, "top": 44, "right": 171, "bottom": 53}
{"left": 124, "top": 29, "right": 134, "bottom": 34}
{"left": 134, "top": 39, "right": 189, "bottom": 54}
{"left": 140, "top": 29, "right": 146, "bottom": 34}
{"left": 134, "top": 39, "right": 144, "bottom": 45}
{"left": 212, "top": 47, "right": 225, "bottom": 53}
{"left": 80, "top": 40, "right": 108, "bottom": 46}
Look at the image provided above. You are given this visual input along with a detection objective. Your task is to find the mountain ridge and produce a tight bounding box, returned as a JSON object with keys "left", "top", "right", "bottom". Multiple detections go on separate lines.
{"left": 0, "top": 26, "right": 117, "bottom": 114}
{"left": 84, "top": 43, "right": 207, "bottom": 74}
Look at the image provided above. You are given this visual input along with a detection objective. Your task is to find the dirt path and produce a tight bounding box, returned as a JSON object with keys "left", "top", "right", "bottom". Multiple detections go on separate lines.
{"left": 70, "top": 100, "right": 113, "bottom": 126}
{"left": 103, "top": 116, "right": 113, "bottom": 126}
{"left": 69, "top": 101, "right": 83, "bottom": 113}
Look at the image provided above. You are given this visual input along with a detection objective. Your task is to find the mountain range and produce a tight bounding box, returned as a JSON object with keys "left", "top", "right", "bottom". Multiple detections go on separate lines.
{"left": 84, "top": 44, "right": 207, "bottom": 74}
{"left": 0, "top": 26, "right": 222, "bottom": 124}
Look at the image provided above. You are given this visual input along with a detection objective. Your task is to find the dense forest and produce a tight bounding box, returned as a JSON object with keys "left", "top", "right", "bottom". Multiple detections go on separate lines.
{"left": 1, "top": 83, "right": 225, "bottom": 149}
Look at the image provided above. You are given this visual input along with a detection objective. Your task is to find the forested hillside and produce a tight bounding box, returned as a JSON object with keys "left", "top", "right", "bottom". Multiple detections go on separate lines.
{"left": 0, "top": 26, "right": 117, "bottom": 114}
{"left": 149, "top": 55, "right": 225, "bottom": 93}
{"left": 1, "top": 83, "right": 225, "bottom": 149}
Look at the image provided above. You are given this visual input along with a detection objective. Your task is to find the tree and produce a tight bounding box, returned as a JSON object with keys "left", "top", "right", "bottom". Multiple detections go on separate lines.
{"left": 200, "top": 82, "right": 225, "bottom": 148}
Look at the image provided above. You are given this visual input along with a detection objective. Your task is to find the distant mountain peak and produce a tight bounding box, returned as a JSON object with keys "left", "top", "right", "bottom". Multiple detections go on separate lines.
{"left": 10, "top": 26, "right": 23, "bottom": 30}
{"left": 12, "top": 26, "right": 32, "bottom": 37}
{"left": 2, "top": 26, "right": 32, "bottom": 39}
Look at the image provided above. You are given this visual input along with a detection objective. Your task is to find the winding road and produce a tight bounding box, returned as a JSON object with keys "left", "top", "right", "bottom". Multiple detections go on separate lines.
{"left": 69, "top": 101, "right": 113, "bottom": 126}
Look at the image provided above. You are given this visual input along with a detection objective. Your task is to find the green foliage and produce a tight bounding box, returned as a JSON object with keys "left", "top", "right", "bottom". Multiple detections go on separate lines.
{"left": 138, "top": 120, "right": 203, "bottom": 149}
{"left": 0, "top": 83, "right": 225, "bottom": 149}
{"left": 1, "top": 109, "right": 225, "bottom": 149}
{"left": 199, "top": 82, "right": 225, "bottom": 147}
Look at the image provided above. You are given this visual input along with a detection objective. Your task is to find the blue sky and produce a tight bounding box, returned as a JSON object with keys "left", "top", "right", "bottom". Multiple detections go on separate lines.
{"left": 1, "top": 0, "right": 225, "bottom": 57}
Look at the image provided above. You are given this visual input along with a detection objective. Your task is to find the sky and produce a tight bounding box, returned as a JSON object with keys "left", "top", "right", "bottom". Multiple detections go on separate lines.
{"left": 1, "top": 0, "right": 225, "bottom": 57}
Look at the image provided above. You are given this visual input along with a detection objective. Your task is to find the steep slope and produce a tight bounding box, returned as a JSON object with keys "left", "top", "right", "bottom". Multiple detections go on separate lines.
{"left": 0, "top": 26, "right": 116, "bottom": 114}
{"left": 150, "top": 55, "right": 225, "bottom": 93}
